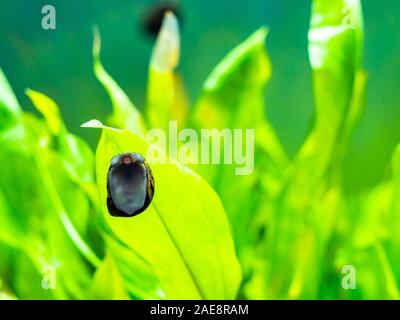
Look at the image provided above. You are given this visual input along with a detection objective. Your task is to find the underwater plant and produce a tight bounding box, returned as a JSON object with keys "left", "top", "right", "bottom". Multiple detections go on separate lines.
{"left": 0, "top": 0, "right": 399, "bottom": 300}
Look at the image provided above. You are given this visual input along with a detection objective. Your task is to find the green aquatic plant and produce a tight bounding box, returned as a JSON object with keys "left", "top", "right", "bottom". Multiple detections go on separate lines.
{"left": 0, "top": 0, "right": 399, "bottom": 300}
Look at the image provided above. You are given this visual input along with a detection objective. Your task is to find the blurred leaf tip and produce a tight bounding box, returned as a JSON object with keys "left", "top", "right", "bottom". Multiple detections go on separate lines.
{"left": 203, "top": 27, "right": 269, "bottom": 91}
{"left": 92, "top": 25, "right": 101, "bottom": 58}
{"left": 81, "top": 119, "right": 123, "bottom": 133}
{"left": 150, "top": 10, "right": 180, "bottom": 72}
{"left": 25, "top": 88, "right": 63, "bottom": 135}
{"left": 81, "top": 119, "right": 105, "bottom": 129}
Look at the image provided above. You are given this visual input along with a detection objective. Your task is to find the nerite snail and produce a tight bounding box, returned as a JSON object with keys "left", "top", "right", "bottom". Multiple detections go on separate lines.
{"left": 106, "top": 153, "right": 155, "bottom": 217}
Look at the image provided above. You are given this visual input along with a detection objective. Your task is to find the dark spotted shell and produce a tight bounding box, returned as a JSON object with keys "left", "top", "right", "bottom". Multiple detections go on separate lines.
{"left": 106, "top": 153, "right": 154, "bottom": 217}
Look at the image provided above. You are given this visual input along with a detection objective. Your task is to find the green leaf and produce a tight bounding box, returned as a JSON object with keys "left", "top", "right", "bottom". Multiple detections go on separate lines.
{"left": 92, "top": 27, "right": 146, "bottom": 135}
{"left": 25, "top": 89, "right": 102, "bottom": 266}
{"left": 83, "top": 120, "right": 241, "bottom": 299}
{"left": 0, "top": 69, "right": 97, "bottom": 299}
{"left": 25, "top": 89, "right": 98, "bottom": 209}
{"left": 0, "top": 69, "right": 40, "bottom": 251}
{"left": 0, "top": 68, "right": 22, "bottom": 132}
{"left": 190, "top": 28, "right": 287, "bottom": 280}
{"left": 146, "top": 12, "right": 189, "bottom": 132}
{"left": 22, "top": 115, "right": 101, "bottom": 270}
{"left": 20, "top": 114, "right": 98, "bottom": 298}
{"left": 262, "top": 0, "right": 365, "bottom": 299}
{"left": 103, "top": 233, "right": 163, "bottom": 299}
{"left": 294, "top": 0, "right": 364, "bottom": 190}
{"left": 192, "top": 27, "right": 287, "bottom": 194}
{"left": 194, "top": 27, "right": 285, "bottom": 164}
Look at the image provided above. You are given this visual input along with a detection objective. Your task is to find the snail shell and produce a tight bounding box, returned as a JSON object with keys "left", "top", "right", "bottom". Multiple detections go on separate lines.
{"left": 106, "top": 153, "right": 154, "bottom": 217}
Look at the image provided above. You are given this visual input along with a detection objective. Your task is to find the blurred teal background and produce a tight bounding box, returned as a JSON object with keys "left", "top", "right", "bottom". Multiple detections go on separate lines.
{"left": 0, "top": 0, "right": 399, "bottom": 193}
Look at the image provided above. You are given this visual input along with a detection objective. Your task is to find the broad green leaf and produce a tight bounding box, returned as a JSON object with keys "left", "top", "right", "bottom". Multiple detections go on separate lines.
{"left": 262, "top": 0, "right": 365, "bottom": 299}
{"left": 146, "top": 12, "right": 188, "bottom": 132}
{"left": 191, "top": 28, "right": 287, "bottom": 289}
{"left": 193, "top": 27, "right": 286, "bottom": 168}
{"left": 192, "top": 27, "right": 287, "bottom": 204}
{"left": 83, "top": 120, "right": 241, "bottom": 299}
{"left": 294, "top": 0, "right": 364, "bottom": 191}
{"left": 92, "top": 27, "right": 146, "bottom": 135}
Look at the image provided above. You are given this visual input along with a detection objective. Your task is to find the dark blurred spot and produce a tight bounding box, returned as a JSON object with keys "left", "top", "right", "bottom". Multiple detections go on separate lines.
{"left": 257, "top": 225, "right": 266, "bottom": 242}
{"left": 141, "top": 3, "right": 182, "bottom": 37}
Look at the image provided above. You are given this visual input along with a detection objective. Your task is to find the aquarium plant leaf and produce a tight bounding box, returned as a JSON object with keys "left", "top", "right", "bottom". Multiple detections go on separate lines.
{"left": 83, "top": 119, "right": 241, "bottom": 299}
{"left": 25, "top": 89, "right": 98, "bottom": 204}
{"left": 194, "top": 27, "right": 286, "bottom": 166}
{"left": 92, "top": 26, "right": 146, "bottom": 136}
{"left": 294, "top": 0, "right": 364, "bottom": 191}
{"left": 263, "top": 0, "right": 365, "bottom": 299}
{"left": 103, "top": 233, "right": 164, "bottom": 299}
{"left": 0, "top": 68, "right": 22, "bottom": 132}
{"left": 0, "top": 69, "right": 97, "bottom": 299}
{"left": 190, "top": 28, "right": 287, "bottom": 278}
{"left": 146, "top": 11, "right": 189, "bottom": 132}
